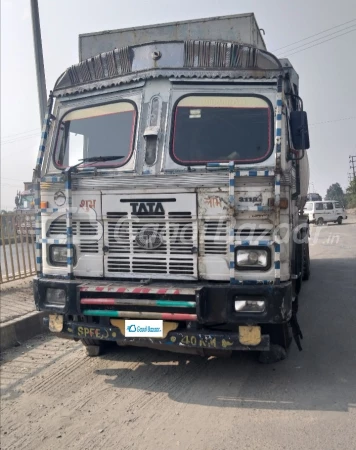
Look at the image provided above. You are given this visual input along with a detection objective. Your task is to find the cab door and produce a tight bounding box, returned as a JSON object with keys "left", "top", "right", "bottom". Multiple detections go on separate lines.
{"left": 324, "top": 202, "right": 336, "bottom": 222}
{"left": 314, "top": 202, "right": 323, "bottom": 222}
{"left": 334, "top": 202, "right": 345, "bottom": 218}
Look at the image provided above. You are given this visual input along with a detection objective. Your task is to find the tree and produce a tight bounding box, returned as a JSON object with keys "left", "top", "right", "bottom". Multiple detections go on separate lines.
{"left": 346, "top": 178, "right": 356, "bottom": 208}
{"left": 325, "top": 183, "right": 346, "bottom": 206}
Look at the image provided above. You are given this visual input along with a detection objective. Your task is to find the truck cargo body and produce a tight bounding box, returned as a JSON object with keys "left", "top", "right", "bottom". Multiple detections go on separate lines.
{"left": 34, "top": 14, "right": 310, "bottom": 361}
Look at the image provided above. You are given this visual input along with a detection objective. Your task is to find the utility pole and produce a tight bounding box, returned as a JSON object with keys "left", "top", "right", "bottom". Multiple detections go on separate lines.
{"left": 350, "top": 155, "right": 356, "bottom": 179}
{"left": 30, "top": 0, "right": 47, "bottom": 126}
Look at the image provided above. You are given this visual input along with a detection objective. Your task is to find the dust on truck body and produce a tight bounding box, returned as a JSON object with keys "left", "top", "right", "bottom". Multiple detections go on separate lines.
{"left": 33, "top": 13, "right": 311, "bottom": 361}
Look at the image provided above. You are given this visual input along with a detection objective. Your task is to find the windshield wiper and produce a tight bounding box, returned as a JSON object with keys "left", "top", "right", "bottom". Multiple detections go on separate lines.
{"left": 63, "top": 155, "right": 125, "bottom": 175}
{"left": 81, "top": 156, "right": 124, "bottom": 163}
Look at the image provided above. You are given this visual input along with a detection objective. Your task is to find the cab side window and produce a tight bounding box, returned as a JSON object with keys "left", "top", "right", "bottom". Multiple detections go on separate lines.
{"left": 335, "top": 202, "right": 341, "bottom": 208}
{"left": 325, "top": 202, "right": 334, "bottom": 210}
{"left": 315, "top": 203, "right": 323, "bottom": 211}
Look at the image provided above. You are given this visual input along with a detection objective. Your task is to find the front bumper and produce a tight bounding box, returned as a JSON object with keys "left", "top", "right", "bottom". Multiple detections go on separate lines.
{"left": 45, "top": 318, "right": 270, "bottom": 352}
{"left": 34, "top": 277, "right": 293, "bottom": 325}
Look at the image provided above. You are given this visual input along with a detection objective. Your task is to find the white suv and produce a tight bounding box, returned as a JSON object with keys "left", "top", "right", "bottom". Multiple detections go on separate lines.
{"left": 304, "top": 201, "right": 347, "bottom": 225}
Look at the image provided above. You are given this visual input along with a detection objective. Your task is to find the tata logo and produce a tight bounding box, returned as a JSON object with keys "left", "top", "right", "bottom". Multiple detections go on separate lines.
{"left": 135, "top": 227, "right": 164, "bottom": 250}
{"left": 54, "top": 190, "right": 66, "bottom": 207}
{"left": 130, "top": 202, "right": 165, "bottom": 215}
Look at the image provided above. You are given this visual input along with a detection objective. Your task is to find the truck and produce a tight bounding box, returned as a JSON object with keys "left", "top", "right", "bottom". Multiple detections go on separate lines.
{"left": 15, "top": 182, "right": 35, "bottom": 211}
{"left": 14, "top": 182, "right": 35, "bottom": 237}
{"left": 33, "top": 13, "right": 311, "bottom": 363}
{"left": 307, "top": 193, "right": 322, "bottom": 201}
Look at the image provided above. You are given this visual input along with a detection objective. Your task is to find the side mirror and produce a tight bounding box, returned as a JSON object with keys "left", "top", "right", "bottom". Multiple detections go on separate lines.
{"left": 290, "top": 111, "right": 310, "bottom": 150}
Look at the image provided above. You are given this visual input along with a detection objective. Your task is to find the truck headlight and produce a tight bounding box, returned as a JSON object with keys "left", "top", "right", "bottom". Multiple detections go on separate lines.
{"left": 235, "top": 299, "right": 266, "bottom": 312}
{"left": 235, "top": 247, "right": 271, "bottom": 271}
{"left": 45, "top": 288, "right": 66, "bottom": 308}
{"left": 49, "top": 245, "right": 75, "bottom": 266}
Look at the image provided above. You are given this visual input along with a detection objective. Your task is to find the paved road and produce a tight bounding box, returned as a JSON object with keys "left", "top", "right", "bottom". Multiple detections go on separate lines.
{"left": 1, "top": 219, "right": 355, "bottom": 450}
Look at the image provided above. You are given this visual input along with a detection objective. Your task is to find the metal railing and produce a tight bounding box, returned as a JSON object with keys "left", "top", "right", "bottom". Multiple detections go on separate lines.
{"left": 0, "top": 211, "right": 36, "bottom": 283}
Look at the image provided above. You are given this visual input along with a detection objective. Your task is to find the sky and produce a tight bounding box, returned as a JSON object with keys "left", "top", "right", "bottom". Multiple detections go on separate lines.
{"left": 1, "top": 0, "right": 356, "bottom": 210}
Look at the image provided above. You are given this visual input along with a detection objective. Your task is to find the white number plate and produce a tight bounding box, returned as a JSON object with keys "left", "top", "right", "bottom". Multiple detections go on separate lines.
{"left": 125, "top": 320, "right": 163, "bottom": 337}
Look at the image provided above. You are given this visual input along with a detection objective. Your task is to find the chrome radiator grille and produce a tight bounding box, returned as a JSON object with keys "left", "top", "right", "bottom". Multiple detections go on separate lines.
{"left": 105, "top": 210, "right": 197, "bottom": 278}
{"left": 201, "top": 220, "right": 228, "bottom": 255}
{"left": 48, "top": 219, "right": 99, "bottom": 254}
{"left": 49, "top": 219, "right": 98, "bottom": 236}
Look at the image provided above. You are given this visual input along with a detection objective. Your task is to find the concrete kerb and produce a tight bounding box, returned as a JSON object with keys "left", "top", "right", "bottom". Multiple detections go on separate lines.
{"left": 0, "top": 278, "right": 48, "bottom": 352}
{"left": 0, "top": 311, "right": 48, "bottom": 352}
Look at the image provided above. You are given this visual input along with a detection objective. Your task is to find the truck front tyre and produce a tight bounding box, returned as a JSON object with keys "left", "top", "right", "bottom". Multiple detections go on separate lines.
{"left": 258, "top": 344, "right": 287, "bottom": 364}
{"left": 258, "top": 323, "right": 291, "bottom": 363}
{"left": 337, "top": 217, "right": 343, "bottom": 225}
{"left": 81, "top": 338, "right": 104, "bottom": 357}
{"left": 317, "top": 218, "right": 324, "bottom": 226}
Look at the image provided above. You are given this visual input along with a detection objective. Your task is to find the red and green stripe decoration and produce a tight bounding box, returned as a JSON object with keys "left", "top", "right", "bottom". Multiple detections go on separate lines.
{"left": 80, "top": 298, "right": 197, "bottom": 321}
{"left": 80, "top": 298, "right": 195, "bottom": 308}
{"left": 82, "top": 309, "right": 197, "bottom": 321}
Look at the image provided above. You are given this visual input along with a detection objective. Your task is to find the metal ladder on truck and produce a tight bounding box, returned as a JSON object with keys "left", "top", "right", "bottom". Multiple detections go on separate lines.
{"left": 34, "top": 94, "right": 76, "bottom": 280}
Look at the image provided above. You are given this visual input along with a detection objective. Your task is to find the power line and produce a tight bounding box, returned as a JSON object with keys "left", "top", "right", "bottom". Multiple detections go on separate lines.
{"left": 309, "top": 116, "right": 356, "bottom": 127}
{"left": 272, "top": 18, "right": 356, "bottom": 52}
{"left": 279, "top": 28, "right": 356, "bottom": 58}
{"left": 276, "top": 25, "right": 356, "bottom": 57}
{"left": 1, "top": 128, "right": 39, "bottom": 140}
{"left": 1, "top": 133, "right": 40, "bottom": 145}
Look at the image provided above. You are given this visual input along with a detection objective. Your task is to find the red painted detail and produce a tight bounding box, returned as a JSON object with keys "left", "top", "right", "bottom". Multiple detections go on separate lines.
{"left": 79, "top": 286, "right": 193, "bottom": 295}
{"left": 132, "top": 287, "right": 144, "bottom": 293}
{"left": 157, "top": 288, "right": 168, "bottom": 294}
{"left": 81, "top": 298, "right": 115, "bottom": 305}
{"left": 116, "top": 287, "right": 127, "bottom": 293}
{"left": 161, "top": 313, "right": 197, "bottom": 321}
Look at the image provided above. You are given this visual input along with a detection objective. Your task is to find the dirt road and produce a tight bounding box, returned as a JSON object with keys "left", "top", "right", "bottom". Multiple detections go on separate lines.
{"left": 1, "top": 220, "right": 356, "bottom": 450}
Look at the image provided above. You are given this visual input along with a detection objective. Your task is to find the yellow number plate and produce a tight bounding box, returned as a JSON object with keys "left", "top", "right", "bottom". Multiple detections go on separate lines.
{"left": 49, "top": 314, "right": 64, "bottom": 332}
{"left": 239, "top": 326, "right": 261, "bottom": 346}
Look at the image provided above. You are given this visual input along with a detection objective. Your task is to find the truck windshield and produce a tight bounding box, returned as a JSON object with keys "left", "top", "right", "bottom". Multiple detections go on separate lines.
{"left": 19, "top": 195, "right": 34, "bottom": 209}
{"left": 55, "top": 101, "right": 136, "bottom": 168}
{"left": 171, "top": 95, "right": 273, "bottom": 165}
